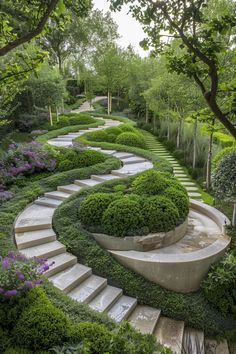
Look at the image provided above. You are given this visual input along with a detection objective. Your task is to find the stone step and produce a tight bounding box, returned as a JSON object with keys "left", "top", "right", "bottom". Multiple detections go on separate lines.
{"left": 205, "top": 339, "right": 229, "bottom": 354}
{"left": 91, "top": 174, "right": 119, "bottom": 182}
{"left": 75, "top": 179, "right": 101, "bottom": 187}
{"left": 15, "top": 218, "right": 52, "bottom": 233}
{"left": 87, "top": 147, "right": 102, "bottom": 151}
{"left": 122, "top": 157, "right": 147, "bottom": 165}
{"left": 49, "top": 263, "right": 92, "bottom": 293}
{"left": 20, "top": 240, "right": 66, "bottom": 259}
{"left": 99, "top": 149, "right": 117, "bottom": 155}
{"left": 115, "top": 162, "right": 153, "bottom": 175}
{"left": 111, "top": 170, "right": 129, "bottom": 177}
{"left": 180, "top": 181, "right": 196, "bottom": 186}
{"left": 183, "top": 328, "right": 205, "bottom": 354}
{"left": 107, "top": 295, "right": 137, "bottom": 322}
{"left": 88, "top": 285, "right": 123, "bottom": 312}
{"left": 113, "top": 152, "right": 134, "bottom": 159}
{"left": 52, "top": 137, "right": 73, "bottom": 141}
{"left": 128, "top": 305, "right": 161, "bottom": 334}
{"left": 174, "top": 173, "right": 188, "bottom": 178}
{"left": 44, "top": 191, "right": 71, "bottom": 201}
{"left": 68, "top": 275, "right": 107, "bottom": 303}
{"left": 15, "top": 228, "right": 56, "bottom": 249}
{"left": 185, "top": 186, "right": 199, "bottom": 192}
{"left": 154, "top": 316, "right": 185, "bottom": 354}
{"left": 58, "top": 184, "right": 82, "bottom": 194}
{"left": 44, "top": 253, "right": 77, "bottom": 277}
{"left": 188, "top": 192, "right": 202, "bottom": 198}
{"left": 35, "top": 197, "right": 63, "bottom": 208}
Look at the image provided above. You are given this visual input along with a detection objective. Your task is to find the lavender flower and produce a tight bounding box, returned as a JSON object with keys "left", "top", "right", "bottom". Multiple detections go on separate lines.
{"left": 5, "top": 289, "right": 18, "bottom": 297}
{"left": 15, "top": 270, "right": 25, "bottom": 281}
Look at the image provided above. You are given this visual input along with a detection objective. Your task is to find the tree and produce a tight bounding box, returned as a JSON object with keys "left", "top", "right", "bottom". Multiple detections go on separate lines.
{"left": 110, "top": 0, "right": 236, "bottom": 139}
{"left": 213, "top": 150, "right": 236, "bottom": 227}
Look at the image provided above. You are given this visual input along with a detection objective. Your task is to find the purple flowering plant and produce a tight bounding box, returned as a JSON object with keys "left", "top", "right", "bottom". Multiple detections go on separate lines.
{"left": 0, "top": 142, "right": 56, "bottom": 189}
{"left": 0, "top": 251, "right": 54, "bottom": 299}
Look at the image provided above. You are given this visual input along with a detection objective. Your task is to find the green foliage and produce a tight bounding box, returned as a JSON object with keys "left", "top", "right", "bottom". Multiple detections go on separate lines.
{"left": 79, "top": 193, "right": 118, "bottom": 226}
{"left": 164, "top": 187, "right": 189, "bottom": 219}
{"left": 212, "top": 147, "right": 236, "bottom": 170}
{"left": 143, "top": 196, "right": 179, "bottom": 232}
{"left": 119, "top": 124, "right": 136, "bottom": 133}
{"left": 105, "top": 126, "right": 123, "bottom": 136}
{"left": 58, "top": 160, "right": 74, "bottom": 172}
{"left": 76, "top": 150, "right": 106, "bottom": 168}
{"left": 202, "top": 253, "right": 236, "bottom": 316}
{"left": 132, "top": 170, "right": 169, "bottom": 196}
{"left": 47, "top": 114, "right": 95, "bottom": 131}
{"left": 116, "top": 132, "right": 146, "bottom": 149}
{"left": 86, "top": 130, "right": 108, "bottom": 142}
{"left": 102, "top": 195, "right": 145, "bottom": 237}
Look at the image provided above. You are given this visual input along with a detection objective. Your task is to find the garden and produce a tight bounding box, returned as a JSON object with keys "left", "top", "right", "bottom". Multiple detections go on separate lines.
{"left": 1, "top": 0, "right": 236, "bottom": 353}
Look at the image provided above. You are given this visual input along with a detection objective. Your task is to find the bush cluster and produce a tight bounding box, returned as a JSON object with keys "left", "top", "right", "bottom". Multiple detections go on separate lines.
{"left": 79, "top": 170, "right": 189, "bottom": 237}
{"left": 116, "top": 132, "right": 146, "bottom": 149}
{"left": 57, "top": 149, "right": 106, "bottom": 172}
{"left": 46, "top": 113, "right": 95, "bottom": 131}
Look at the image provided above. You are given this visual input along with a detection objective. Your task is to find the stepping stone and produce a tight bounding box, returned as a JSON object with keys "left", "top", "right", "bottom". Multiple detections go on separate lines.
{"left": 75, "top": 179, "right": 101, "bottom": 187}
{"left": 35, "top": 197, "right": 63, "bottom": 208}
{"left": 113, "top": 152, "right": 134, "bottom": 159}
{"left": 107, "top": 295, "right": 137, "bottom": 322}
{"left": 122, "top": 157, "right": 147, "bottom": 165}
{"left": 111, "top": 170, "right": 129, "bottom": 177}
{"left": 86, "top": 147, "right": 102, "bottom": 151}
{"left": 44, "top": 253, "right": 77, "bottom": 277}
{"left": 44, "top": 191, "right": 71, "bottom": 201}
{"left": 48, "top": 141, "right": 73, "bottom": 147}
{"left": 154, "top": 317, "right": 185, "bottom": 354}
{"left": 58, "top": 184, "right": 82, "bottom": 194}
{"left": 183, "top": 328, "right": 204, "bottom": 354}
{"left": 20, "top": 240, "right": 66, "bottom": 259}
{"left": 205, "top": 339, "right": 229, "bottom": 354}
{"left": 188, "top": 192, "right": 202, "bottom": 198}
{"left": 128, "top": 305, "right": 161, "bottom": 334}
{"left": 91, "top": 174, "right": 119, "bottom": 182}
{"left": 68, "top": 275, "right": 107, "bottom": 303}
{"left": 99, "top": 149, "right": 117, "bottom": 155}
{"left": 49, "top": 263, "right": 92, "bottom": 293}
{"left": 89, "top": 285, "right": 123, "bottom": 312}
{"left": 51, "top": 137, "right": 73, "bottom": 142}
{"left": 15, "top": 228, "right": 56, "bottom": 250}
{"left": 185, "top": 186, "right": 199, "bottom": 192}
{"left": 180, "top": 182, "right": 196, "bottom": 186}
{"left": 117, "top": 162, "right": 153, "bottom": 174}
{"left": 15, "top": 218, "right": 52, "bottom": 233}
{"left": 174, "top": 173, "right": 188, "bottom": 178}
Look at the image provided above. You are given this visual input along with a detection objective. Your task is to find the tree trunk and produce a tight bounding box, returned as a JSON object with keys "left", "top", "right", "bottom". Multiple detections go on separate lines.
{"left": 56, "top": 106, "right": 59, "bottom": 122}
{"left": 58, "top": 54, "right": 63, "bottom": 75}
{"left": 61, "top": 99, "right": 64, "bottom": 113}
{"left": 107, "top": 91, "right": 110, "bottom": 115}
{"left": 206, "top": 130, "right": 214, "bottom": 190}
{"left": 177, "top": 120, "right": 182, "bottom": 148}
{"left": 167, "top": 117, "right": 170, "bottom": 141}
{"left": 145, "top": 104, "right": 149, "bottom": 124}
{"left": 192, "top": 121, "right": 197, "bottom": 169}
{"left": 48, "top": 105, "right": 53, "bottom": 126}
{"left": 110, "top": 92, "right": 112, "bottom": 113}
{"left": 232, "top": 202, "right": 236, "bottom": 228}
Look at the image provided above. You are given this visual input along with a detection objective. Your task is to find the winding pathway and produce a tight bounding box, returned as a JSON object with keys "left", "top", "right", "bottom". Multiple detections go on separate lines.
{"left": 14, "top": 115, "right": 229, "bottom": 354}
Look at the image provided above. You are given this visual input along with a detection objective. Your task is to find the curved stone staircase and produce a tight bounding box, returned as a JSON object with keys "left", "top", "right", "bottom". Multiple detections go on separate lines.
{"left": 14, "top": 116, "right": 230, "bottom": 354}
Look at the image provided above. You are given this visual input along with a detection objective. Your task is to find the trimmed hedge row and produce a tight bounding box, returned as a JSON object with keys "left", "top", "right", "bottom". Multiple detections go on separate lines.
{"left": 53, "top": 177, "right": 236, "bottom": 337}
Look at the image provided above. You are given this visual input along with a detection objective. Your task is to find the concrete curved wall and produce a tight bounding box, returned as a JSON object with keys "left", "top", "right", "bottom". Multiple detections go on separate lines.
{"left": 109, "top": 200, "right": 231, "bottom": 293}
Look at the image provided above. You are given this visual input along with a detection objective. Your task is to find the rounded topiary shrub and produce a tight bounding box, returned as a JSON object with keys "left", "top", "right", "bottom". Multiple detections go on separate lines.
{"left": 79, "top": 193, "right": 118, "bottom": 226}
{"left": 116, "top": 132, "right": 146, "bottom": 149}
{"left": 106, "top": 133, "right": 117, "bottom": 143}
{"left": 76, "top": 150, "right": 105, "bottom": 168}
{"left": 165, "top": 178, "right": 188, "bottom": 196}
{"left": 143, "top": 196, "right": 179, "bottom": 232}
{"left": 119, "top": 124, "right": 136, "bottom": 133}
{"left": 86, "top": 130, "right": 108, "bottom": 142}
{"left": 164, "top": 187, "right": 189, "bottom": 219}
{"left": 105, "top": 126, "right": 123, "bottom": 136}
{"left": 102, "top": 196, "right": 144, "bottom": 237}
{"left": 132, "top": 170, "right": 169, "bottom": 196}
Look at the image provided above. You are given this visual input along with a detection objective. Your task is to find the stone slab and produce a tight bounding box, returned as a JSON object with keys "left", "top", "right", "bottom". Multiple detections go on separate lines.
{"left": 20, "top": 240, "right": 66, "bottom": 259}
{"left": 44, "top": 191, "right": 71, "bottom": 200}
{"left": 58, "top": 184, "right": 82, "bottom": 194}
{"left": 68, "top": 275, "right": 107, "bottom": 303}
{"left": 35, "top": 197, "right": 63, "bottom": 208}
{"left": 15, "top": 228, "right": 56, "bottom": 249}
{"left": 107, "top": 295, "right": 137, "bottom": 322}
{"left": 183, "top": 328, "right": 204, "bottom": 354}
{"left": 75, "top": 179, "right": 101, "bottom": 187}
{"left": 89, "top": 285, "right": 123, "bottom": 312}
{"left": 44, "top": 253, "right": 77, "bottom": 277}
{"left": 128, "top": 305, "right": 161, "bottom": 334}
{"left": 154, "top": 317, "right": 185, "bottom": 354}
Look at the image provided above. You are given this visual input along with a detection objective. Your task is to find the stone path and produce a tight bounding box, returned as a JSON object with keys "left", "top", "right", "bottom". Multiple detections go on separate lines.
{"left": 143, "top": 132, "right": 203, "bottom": 202}
{"left": 13, "top": 112, "right": 230, "bottom": 354}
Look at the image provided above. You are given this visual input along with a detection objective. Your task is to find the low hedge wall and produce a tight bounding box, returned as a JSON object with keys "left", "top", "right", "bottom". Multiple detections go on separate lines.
{"left": 53, "top": 179, "right": 236, "bottom": 337}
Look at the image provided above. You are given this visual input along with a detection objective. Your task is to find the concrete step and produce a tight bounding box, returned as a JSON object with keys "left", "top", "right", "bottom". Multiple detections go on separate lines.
{"left": 91, "top": 174, "right": 119, "bottom": 182}
{"left": 154, "top": 316, "right": 185, "bottom": 354}
{"left": 183, "top": 328, "right": 205, "bottom": 354}
{"left": 44, "top": 191, "right": 71, "bottom": 201}
{"left": 128, "top": 305, "right": 161, "bottom": 334}
{"left": 107, "top": 295, "right": 137, "bottom": 322}
{"left": 58, "top": 184, "right": 82, "bottom": 194}
{"left": 20, "top": 240, "right": 66, "bottom": 259}
{"left": 75, "top": 179, "right": 101, "bottom": 187}
{"left": 188, "top": 192, "right": 202, "bottom": 198}
{"left": 113, "top": 152, "right": 134, "bottom": 159}
{"left": 52, "top": 137, "right": 73, "bottom": 141}
{"left": 89, "top": 285, "right": 123, "bottom": 312}
{"left": 99, "top": 149, "right": 117, "bottom": 155}
{"left": 180, "top": 181, "right": 196, "bottom": 187}
{"left": 49, "top": 263, "right": 92, "bottom": 293}
{"left": 44, "top": 253, "right": 77, "bottom": 277}
{"left": 205, "top": 339, "right": 229, "bottom": 354}
{"left": 68, "top": 275, "right": 107, "bottom": 303}
{"left": 15, "top": 228, "right": 56, "bottom": 249}
{"left": 15, "top": 218, "right": 52, "bottom": 233}
{"left": 122, "top": 157, "right": 147, "bottom": 165}
{"left": 35, "top": 197, "right": 63, "bottom": 208}
{"left": 185, "top": 186, "right": 199, "bottom": 192}
{"left": 111, "top": 170, "right": 129, "bottom": 177}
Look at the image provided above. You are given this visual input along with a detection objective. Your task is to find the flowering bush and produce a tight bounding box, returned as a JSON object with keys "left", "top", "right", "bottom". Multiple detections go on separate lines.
{"left": 0, "top": 252, "right": 54, "bottom": 298}
{"left": 0, "top": 142, "right": 56, "bottom": 188}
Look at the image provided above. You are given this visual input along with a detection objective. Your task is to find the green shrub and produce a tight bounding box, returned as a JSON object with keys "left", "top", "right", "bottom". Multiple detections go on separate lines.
{"left": 67, "top": 323, "right": 111, "bottom": 353}
{"left": 13, "top": 296, "right": 69, "bottom": 350}
{"left": 212, "top": 146, "right": 236, "bottom": 170}
{"left": 102, "top": 196, "right": 144, "bottom": 237}
{"left": 76, "top": 150, "right": 105, "bottom": 168}
{"left": 164, "top": 187, "right": 189, "bottom": 219}
{"left": 79, "top": 193, "right": 118, "bottom": 226}
{"left": 165, "top": 178, "right": 188, "bottom": 195}
{"left": 106, "top": 133, "right": 117, "bottom": 143}
{"left": 86, "top": 130, "right": 108, "bottom": 142}
{"left": 119, "top": 124, "right": 136, "bottom": 133}
{"left": 58, "top": 159, "right": 75, "bottom": 172}
{"left": 105, "top": 126, "right": 122, "bottom": 136}
{"left": 143, "top": 196, "right": 179, "bottom": 232}
{"left": 132, "top": 170, "right": 169, "bottom": 196}
{"left": 116, "top": 132, "right": 146, "bottom": 149}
